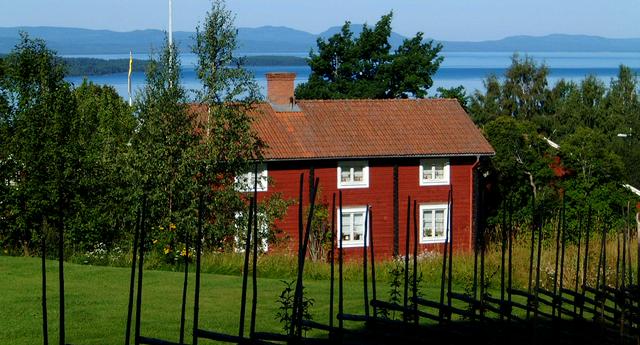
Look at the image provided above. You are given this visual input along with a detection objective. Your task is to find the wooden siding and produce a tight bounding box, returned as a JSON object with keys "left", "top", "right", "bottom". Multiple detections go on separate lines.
{"left": 255, "top": 157, "right": 477, "bottom": 259}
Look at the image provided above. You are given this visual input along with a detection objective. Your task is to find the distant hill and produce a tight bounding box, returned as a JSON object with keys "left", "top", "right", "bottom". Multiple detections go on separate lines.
{"left": 439, "top": 34, "right": 640, "bottom": 52}
{"left": 1, "top": 26, "right": 639, "bottom": 55}
{"left": 237, "top": 26, "right": 316, "bottom": 53}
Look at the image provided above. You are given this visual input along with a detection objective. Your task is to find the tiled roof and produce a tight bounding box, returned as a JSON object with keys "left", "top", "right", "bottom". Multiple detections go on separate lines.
{"left": 247, "top": 99, "right": 494, "bottom": 161}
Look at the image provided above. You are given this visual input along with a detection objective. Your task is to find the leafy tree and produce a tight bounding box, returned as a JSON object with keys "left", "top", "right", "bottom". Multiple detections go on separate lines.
{"left": 561, "top": 128, "right": 625, "bottom": 192}
{"left": 67, "top": 81, "right": 136, "bottom": 248}
{"left": 131, "top": 36, "right": 200, "bottom": 256}
{"left": 0, "top": 35, "right": 139, "bottom": 253}
{"left": 469, "top": 75, "right": 502, "bottom": 125}
{"left": 295, "top": 12, "right": 443, "bottom": 99}
{"left": 560, "top": 127, "right": 627, "bottom": 231}
{"left": 0, "top": 33, "right": 77, "bottom": 254}
{"left": 606, "top": 66, "right": 640, "bottom": 186}
{"left": 469, "top": 55, "right": 551, "bottom": 125}
{"left": 189, "top": 0, "right": 265, "bottom": 247}
{"left": 470, "top": 58, "right": 640, "bottom": 238}
{"left": 482, "top": 116, "right": 555, "bottom": 204}
{"left": 500, "top": 54, "right": 550, "bottom": 119}
{"left": 436, "top": 85, "right": 469, "bottom": 110}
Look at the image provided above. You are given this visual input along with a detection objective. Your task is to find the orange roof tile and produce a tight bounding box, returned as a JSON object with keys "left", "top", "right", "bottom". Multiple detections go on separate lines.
{"left": 247, "top": 98, "right": 494, "bottom": 161}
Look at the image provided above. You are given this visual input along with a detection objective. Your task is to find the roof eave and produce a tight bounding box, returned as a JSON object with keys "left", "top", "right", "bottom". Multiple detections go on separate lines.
{"left": 261, "top": 152, "right": 495, "bottom": 162}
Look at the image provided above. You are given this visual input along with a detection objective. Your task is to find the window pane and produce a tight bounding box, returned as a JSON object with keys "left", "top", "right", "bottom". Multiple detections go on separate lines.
{"left": 423, "top": 211, "right": 433, "bottom": 237}
{"left": 434, "top": 164, "right": 445, "bottom": 180}
{"left": 353, "top": 168, "right": 364, "bottom": 182}
{"left": 341, "top": 170, "right": 351, "bottom": 183}
{"left": 435, "top": 210, "right": 445, "bottom": 237}
{"left": 423, "top": 166, "right": 434, "bottom": 180}
{"left": 341, "top": 214, "right": 351, "bottom": 241}
{"left": 353, "top": 213, "right": 364, "bottom": 241}
{"left": 259, "top": 172, "right": 267, "bottom": 188}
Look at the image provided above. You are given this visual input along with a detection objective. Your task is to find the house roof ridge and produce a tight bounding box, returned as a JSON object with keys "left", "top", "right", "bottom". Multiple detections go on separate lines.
{"left": 295, "top": 98, "right": 457, "bottom": 103}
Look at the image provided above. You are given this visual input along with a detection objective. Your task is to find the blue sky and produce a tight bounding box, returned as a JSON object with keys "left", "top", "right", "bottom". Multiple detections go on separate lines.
{"left": 1, "top": 0, "right": 638, "bottom": 41}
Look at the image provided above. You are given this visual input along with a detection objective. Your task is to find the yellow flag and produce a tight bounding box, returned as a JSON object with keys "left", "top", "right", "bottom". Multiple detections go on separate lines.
{"left": 128, "top": 52, "right": 133, "bottom": 79}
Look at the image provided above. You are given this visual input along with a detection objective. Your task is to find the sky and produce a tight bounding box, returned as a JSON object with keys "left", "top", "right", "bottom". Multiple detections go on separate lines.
{"left": 1, "top": 0, "right": 639, "bottom": 41}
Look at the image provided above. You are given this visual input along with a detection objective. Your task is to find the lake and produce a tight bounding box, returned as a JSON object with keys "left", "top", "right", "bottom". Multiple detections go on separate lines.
{"left": 64, "top": 52, "right": 640, "bottom": 99}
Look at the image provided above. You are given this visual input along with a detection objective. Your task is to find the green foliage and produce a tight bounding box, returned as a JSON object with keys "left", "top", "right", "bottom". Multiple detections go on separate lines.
{"left": 501, "top": 54, "right": 550, "bottom": 119}
{"left": 275, "top": 280, "right": 314, "bottom": 334}
{"left": 470, "top": 55, "right": 640, "bottom": 240}
{"left": 295, "top": 12, "right": 443, "bottom": 99}
{"left": 482, "top": 116, "right": 556, "bottom": 219}
{"left": 0, "top": 1, "right": 284, "bottom": 256}
{"left": 193, "top": 0, "right": 260, "bottom": 104}
{"left": 234, "top": 192, "right": 295, "bottom": 251}
{"left": 0, "top": 34, "right": 139, "bottom": 254}
{"left": 378, "top": 259, "right": 424, "bottom": 320}
{"left": 435, "top": 85, "right": 469, "bottom": 110}
{"left": 60, "top": 57, "right": 149, "bottom": 76}
{"left": 307, "top": 191, "right": 331, "bottom": 262}
{"left": 385, "top": 260, "right": 404, "bottom": 320}
{"left": 470, "top": 54, "right": 551, "bottom": 125}
{"left": 66, "top": 80, "right": 136, "bottom": 249}
{"left": 0, "top": 33, "right": 78, "bottom": 254}
{"left": 56, "top": 55, "right": 305, "bottom": 77}
{"left": 188, "top": 0, "right": 265, "bottom": 247}
{"left": 127, "top": 35, "right": 208, "bottom": 268}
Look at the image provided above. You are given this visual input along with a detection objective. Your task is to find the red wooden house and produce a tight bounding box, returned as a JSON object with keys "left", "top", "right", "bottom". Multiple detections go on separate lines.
{"left": 238, "top": 72, "right": 494, "bottom": 257}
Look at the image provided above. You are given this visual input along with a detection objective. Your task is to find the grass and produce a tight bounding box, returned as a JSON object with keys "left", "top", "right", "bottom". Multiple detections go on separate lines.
{"left": 3, "top": 233, "right": 637, "bottom": 344}
{"left": 0, "top": 255, "right": 446, "bottom": 345}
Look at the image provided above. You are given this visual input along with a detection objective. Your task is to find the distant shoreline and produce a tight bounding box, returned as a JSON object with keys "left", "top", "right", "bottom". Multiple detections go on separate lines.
{"left": 57, "top": 55, "right": 308, "bottom": 76}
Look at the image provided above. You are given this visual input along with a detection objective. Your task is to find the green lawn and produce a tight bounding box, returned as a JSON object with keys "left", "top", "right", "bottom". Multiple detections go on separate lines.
{"left": 0, "top": 255, "right": 445, "bottom": 345}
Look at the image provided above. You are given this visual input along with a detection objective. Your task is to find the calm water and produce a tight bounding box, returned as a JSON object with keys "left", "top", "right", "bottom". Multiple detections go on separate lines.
{"left": 64, "top": 52, "right": 640, "bottom": 99}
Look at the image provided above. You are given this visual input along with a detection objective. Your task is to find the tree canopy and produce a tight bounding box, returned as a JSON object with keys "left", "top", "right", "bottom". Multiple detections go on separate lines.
{"left": 0, "top": 34, "right": 138, "bottom": 254}
{"left": 0, "top": 0, "right": 274, "bottom": 255}
{"left": 470, "top": 55, "right": 640, "bottom": 235}
{"left": 295, "top": 13, "right": 443, "bottom": 100}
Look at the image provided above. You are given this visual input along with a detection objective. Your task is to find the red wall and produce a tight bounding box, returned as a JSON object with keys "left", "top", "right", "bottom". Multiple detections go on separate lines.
{"left": 256, "top": 157, "right": 477, "bottom": 258}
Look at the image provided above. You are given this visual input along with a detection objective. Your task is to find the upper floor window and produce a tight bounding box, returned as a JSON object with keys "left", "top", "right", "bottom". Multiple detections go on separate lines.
{"left": 419, "top": 159, "right": 450, "bottom": 186}
{"left": 419, "top": 203, "right": 449, "bottom": 243}
{"left": 337, "top": 161, "right": 369, "bottom": 189}
{"left": 235, "top": 163, "right": 268, "bottom": 192}
{"left": 337, "top": 206, "right": 369, "bottom": 248}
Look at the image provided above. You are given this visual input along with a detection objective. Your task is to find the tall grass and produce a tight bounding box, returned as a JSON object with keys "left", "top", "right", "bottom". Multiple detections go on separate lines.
{"left": 66, "top": 231, "right": 639, "bottom": 294}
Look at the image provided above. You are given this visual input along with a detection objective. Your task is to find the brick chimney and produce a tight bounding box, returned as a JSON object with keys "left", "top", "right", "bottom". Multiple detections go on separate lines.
{"left": 266, "top": 72, "right": 297, "bottom": 110}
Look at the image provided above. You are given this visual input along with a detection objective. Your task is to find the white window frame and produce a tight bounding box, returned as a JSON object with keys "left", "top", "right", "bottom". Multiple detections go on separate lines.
{"left": 235, "top": 163, "right": 268, "bottom": 192}
{"left": 419, "top": 158, "right": 450, "bottom": 186}
{"left": 419, "top": 203, "right": 449, "bottom": 244}
{"left": 337, "top": 206, "right": 369, "bottom": 248}
{"left": 337, "top": 161, "right": 369, "bottom": 189}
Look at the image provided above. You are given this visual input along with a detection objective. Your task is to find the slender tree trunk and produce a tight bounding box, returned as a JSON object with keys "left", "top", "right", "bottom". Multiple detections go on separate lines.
{"left": 525, "top": 171, "right": 537, "bottom": 199}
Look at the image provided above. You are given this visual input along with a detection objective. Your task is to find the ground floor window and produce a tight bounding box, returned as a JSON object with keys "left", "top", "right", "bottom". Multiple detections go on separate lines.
{"left": 337, "top": 206, "right": 369, "bottom": 248}
{"left": 234, "top": 211, "right": 269, "bottom": 252}
{"left": 419, "top": 204, "right": 449, "bottom": 243}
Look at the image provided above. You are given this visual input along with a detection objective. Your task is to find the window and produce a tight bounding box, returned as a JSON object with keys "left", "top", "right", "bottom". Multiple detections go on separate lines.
{"left": 337, "top": 161, "right": 369, "bottom": 188}
{"left": 234, "top": 211, "right": 269, "bottom": 252}
{"left": 337, "top": 206, "right": 369, "bottom": 248}
{"left": 419, "top": 204, "right": 449, "bottom": 243}
{"left": 419, "top": 159, "right": 450, "bottom": 186}
{"left": 236, "top": 163, "right": 268, "bottom": 192}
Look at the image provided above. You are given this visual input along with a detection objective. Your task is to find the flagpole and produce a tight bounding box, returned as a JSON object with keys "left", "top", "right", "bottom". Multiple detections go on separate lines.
{"left": 169, "top": 0, "right": 173, "bottom": 49}
{"left": 168, "top": 0, "right": 174, "bottom": 87}
{"left": 128, "top": 50, "right": 133, "bottom": 107}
